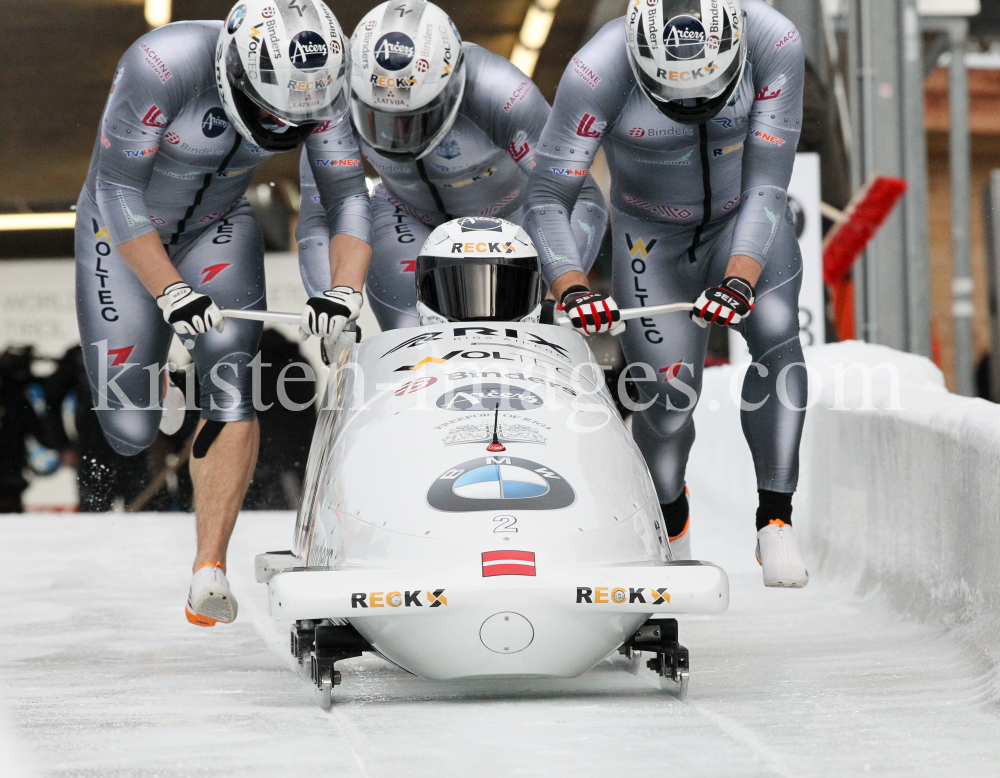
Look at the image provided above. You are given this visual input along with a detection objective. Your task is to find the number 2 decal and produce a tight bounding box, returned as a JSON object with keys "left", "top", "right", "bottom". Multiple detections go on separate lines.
{"left": 493, "top": 515, "right": 518, "bottom": 533}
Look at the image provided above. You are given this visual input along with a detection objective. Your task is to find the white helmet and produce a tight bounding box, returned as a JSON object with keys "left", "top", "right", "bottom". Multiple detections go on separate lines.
{"left": 217, "top": 0, "right": 347, "bottom": 151}
{"left": 415, "top": 218, "right": 542, "bottom": 324}
{"left": 349, "top": 0, "right": 466, "bottom": 160}
{"left": 626, "top": 0, "right": 746, "bottom": 125}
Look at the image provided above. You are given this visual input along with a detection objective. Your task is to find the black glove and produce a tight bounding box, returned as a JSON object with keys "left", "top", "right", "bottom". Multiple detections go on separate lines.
{"left": 691, "top": 277, "right": 755, "bottom": 328}
{"left": 558, "top": 285, "right": 625, "bottom": 336}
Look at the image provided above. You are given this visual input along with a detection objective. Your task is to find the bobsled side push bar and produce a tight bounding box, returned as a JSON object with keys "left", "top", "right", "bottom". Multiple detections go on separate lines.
{"left": 219, "top": 302, "right": 696, "bottom": 329}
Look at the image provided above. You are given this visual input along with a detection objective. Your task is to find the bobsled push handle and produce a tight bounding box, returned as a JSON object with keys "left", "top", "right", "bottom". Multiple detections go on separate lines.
{"left": 555, "top": 301, "right": 696, "bottom": 329}
{"left": 219, "top": 308, "right": 302, "bottom": 326}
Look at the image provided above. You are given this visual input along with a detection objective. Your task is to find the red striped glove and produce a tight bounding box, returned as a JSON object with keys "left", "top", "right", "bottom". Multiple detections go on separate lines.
{"left": 691, "top": 277, "right": 755, "bottom": 329}
{"left": 559, "top": 286, "right": 625, "bottom": 336}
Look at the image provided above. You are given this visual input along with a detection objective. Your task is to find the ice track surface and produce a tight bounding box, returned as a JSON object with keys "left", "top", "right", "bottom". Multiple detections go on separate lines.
{"left": 0, "top": 512, "right": 998, "bottom": 777}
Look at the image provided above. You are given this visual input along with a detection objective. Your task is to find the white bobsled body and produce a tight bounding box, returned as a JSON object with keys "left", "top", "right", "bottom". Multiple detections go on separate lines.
{"left": 265, "top": 323, "right": 728, "bottom": 680}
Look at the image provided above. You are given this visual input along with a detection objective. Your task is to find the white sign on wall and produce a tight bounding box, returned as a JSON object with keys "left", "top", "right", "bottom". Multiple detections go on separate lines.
{"left": 730, "top": 152, "right": 824, "bottom": 363}
{"left": 0, "top": 254, "right": 383, "bottom": 373}
{"left": 0, "top": 260, "right": 79, "bottom": 359}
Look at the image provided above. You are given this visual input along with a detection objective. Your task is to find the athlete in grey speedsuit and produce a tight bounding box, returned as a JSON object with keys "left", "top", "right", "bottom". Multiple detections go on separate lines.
{"left": 297, "top": 0, "right": 608, "bottom": 331}
{"left": 75, "top": 0, "right": 374, "bottom": 623}
{"left": 523, "top": 0, "right": 810, "bottom": 585}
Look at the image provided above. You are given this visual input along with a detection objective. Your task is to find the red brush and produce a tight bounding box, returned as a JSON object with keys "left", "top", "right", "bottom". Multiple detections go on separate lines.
{"left": 821, "top": 176, "right": 908, "bottom": 285}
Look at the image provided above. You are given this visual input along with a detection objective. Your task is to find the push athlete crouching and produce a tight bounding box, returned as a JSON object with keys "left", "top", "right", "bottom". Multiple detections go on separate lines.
{"left": 297, "top": 0, "right": 608, "bottom": 331}
{"left": 524, "top": 0, "right": 809, "bottom": 587}
{"left": 75, "top": 0, "right": 373, "bottom": 625}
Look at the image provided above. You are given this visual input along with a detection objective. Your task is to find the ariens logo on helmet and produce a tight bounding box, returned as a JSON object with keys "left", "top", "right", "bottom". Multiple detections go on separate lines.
{"left": 374, "top": 32, "right": 416, "bottom": 71}
{"left": 227, "top": 4, "right": 246, "bottom": 33}
{"left": 663, "top": 15, "right": 707, "bottom": 60}
{"left": 458, "top": 217, "right": 504, "bottom": 233}
{"left": 288, "top": 31, "right": 329, "bottom": 70}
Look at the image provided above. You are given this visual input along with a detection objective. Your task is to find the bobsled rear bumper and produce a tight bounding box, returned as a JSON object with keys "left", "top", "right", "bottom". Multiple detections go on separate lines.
{"left": 266, "top": 562, "right": 729, "bottom": 620}
{"left": 264, "top": 562, "right": 727, "bottom": 680}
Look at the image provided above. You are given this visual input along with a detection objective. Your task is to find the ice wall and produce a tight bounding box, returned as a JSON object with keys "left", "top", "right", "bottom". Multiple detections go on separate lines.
{"left": 687, "top": 341, "right": 1000, "bottom": 698}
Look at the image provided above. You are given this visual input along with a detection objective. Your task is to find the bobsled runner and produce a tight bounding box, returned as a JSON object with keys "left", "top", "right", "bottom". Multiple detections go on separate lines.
{"left": 255, "top": 321, "right": 729, "bottom": 707}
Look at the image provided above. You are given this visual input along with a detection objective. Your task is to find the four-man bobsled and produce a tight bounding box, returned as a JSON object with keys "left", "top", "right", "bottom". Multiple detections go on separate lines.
{"left": 256, "top": 320, "right": 728, "bottom": 706}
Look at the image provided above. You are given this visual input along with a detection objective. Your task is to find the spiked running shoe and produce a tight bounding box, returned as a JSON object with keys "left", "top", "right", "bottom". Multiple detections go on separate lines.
{"left": 186, "top": 562, "right": 238, "bottom": 626}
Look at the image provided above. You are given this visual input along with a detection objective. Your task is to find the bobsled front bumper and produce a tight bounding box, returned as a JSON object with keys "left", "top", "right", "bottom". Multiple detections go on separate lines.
{"left": 262, "top": 560, "right": 728, "bottom": 680}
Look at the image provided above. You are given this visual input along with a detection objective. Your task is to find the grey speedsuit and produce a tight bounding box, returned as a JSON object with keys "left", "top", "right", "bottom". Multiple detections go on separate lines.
{"left": 523, "top": 1, "right": 807, "bottom": 500}
{"left": 297, "top": 42, "right": 608, "bottom": 330}
{"left": 76, "top": 22, "right": 371, "bottom": 455}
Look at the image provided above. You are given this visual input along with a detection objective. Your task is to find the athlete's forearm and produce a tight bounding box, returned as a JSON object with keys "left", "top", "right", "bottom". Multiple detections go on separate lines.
{"left": 328, "top": 233, "right": 372, "bottom": 291}
{"left": 726, "top": 254, "right": 762, "bottom": 286}
{"left": 116, "top": 231, "right": 182, "bottom": 297}
{"left": 550, "top": 270, "right": 590, "bottom": 302}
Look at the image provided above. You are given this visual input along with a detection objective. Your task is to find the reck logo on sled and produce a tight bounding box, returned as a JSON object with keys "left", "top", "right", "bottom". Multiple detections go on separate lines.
{"left": 351, "top": 589, "right": 447, "bottom": 608}
{"left": 576, "top": 587, "right": 671, "bottom": 604}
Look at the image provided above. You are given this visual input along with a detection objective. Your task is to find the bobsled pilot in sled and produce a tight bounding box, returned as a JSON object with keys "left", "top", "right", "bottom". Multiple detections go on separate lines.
{"left": 296, "top": 0, "right": 608, "bottom": 331}
{"left": 523, "top": 0, "right": 809, "bottom": 586}
{"left": 75, "top": 0, "right": 373, "bottom": 626}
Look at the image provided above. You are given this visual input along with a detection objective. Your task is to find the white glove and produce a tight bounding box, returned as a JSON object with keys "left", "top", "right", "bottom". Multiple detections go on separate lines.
{"left": 559, "top": 286, "right": 625, "bottom": 336}
{"left": 156, "top": 282, "right": 224, "bottom": 337}
{"left": 300, "top": 286, "right": 363, "bottom": 340}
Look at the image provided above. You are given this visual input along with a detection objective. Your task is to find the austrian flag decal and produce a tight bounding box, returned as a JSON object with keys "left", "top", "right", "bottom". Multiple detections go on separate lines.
{"left": 482, "top": 550, "right": 536, "bottom": 577}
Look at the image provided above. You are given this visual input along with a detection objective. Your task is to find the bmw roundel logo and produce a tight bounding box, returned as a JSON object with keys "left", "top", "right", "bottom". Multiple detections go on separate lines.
{"left": 428, "top": 457, "right": 575, "bottom": 512}
{"left": 374, "top": 32, "right": 416, "bottom": 71}
{"left": 227, "top": 4, "right": 246, "bottom": 34}
{"left": 289, "top": 30, "right": 329, "bottom": 72}
{"left": 663, "top": 15, "right": 707, "bottom": 61}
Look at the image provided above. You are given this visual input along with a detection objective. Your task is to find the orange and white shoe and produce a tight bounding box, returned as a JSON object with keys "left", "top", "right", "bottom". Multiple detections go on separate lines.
{"left": 668, "top": 517, "right": 692, "bottom": 561}
{"left": 185, "top": 562, "right": 238, "bottom": 626}
{"left": 755, "top": 520, "right": 809, "bottom": 588}
{"left": 665, "top": 486, "right": 692, "bottom": 561}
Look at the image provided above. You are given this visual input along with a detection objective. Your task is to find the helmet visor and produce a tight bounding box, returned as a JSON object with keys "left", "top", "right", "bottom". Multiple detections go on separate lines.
{"left": 350, "top": 59, "right": 465, "bottom": 157}
{"left": 416, "top": 257, "right": 541, "bottom": 322}
{"left": 226, "top": 39, "right": 339, "bottom": 125}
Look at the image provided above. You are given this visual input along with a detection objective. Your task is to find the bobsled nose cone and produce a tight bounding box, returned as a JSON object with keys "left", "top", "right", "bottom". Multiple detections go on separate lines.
{"left": 480, "top": 612, "right": 534, "bottom": 654}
